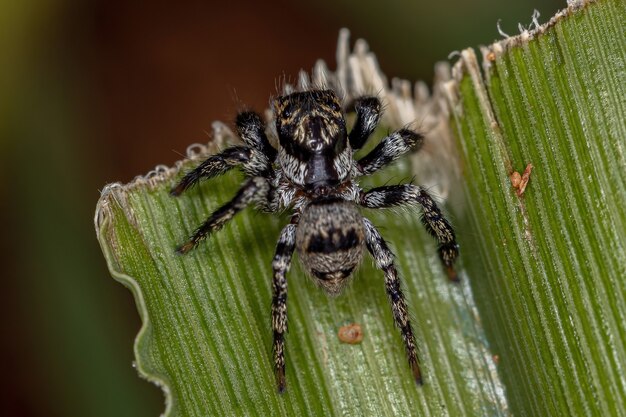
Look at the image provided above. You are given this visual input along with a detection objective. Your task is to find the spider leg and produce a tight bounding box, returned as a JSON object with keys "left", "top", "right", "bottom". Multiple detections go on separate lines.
{"left": 176, "top": 177, "right": 270, "bottom": 254}
{"left": 236, "top": 111, "right": 277, "bottom": 161}
{"left": 356, "top": 129, "right": 423, "bottom": 176}
{"left": 171, "top": 111, "right": 275, "bottom": 197}
{"left": 362, "top": 217, "right": 423, "bottom": 384}
{"left": 271, "top": 218, "right": 298, "bottom": 393}
{"left": 360, "top": 184, "right": 459, "bottom": 280}
{"left": 170, "top": 146, "right": 252, "bottom": 196}
{"left": 349, "top": 96, "right": 382, "bottom": 151}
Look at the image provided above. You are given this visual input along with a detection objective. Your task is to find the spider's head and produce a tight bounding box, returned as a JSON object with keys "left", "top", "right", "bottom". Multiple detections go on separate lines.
{"left": 273, "top": 89, "right": 351, "bottom": 192}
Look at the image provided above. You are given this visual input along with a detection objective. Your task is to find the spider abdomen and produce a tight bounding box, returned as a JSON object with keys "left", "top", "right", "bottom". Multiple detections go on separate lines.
{"left": 296, "top": 198, "right": 365, "bottom": 296}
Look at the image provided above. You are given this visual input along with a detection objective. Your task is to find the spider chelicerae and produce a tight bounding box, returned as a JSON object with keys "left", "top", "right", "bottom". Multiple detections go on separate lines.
{"left": 171, "top": 88, "right": 459, "bottom": 392}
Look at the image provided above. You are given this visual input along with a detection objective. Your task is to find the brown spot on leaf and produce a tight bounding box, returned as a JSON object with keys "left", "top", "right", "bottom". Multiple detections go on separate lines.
{"left": 510, "top": 171, "right": 522, "bottom": 188}
{"left": 510, "top": 163, "right": 533, "bottom": 196}
{"left": 338, "top": 323, "right": 363, "bottom": 344}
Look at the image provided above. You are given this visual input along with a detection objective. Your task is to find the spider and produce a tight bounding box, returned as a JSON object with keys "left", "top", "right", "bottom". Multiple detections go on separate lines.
{"left": 171, "top": 89, "right": 459, "bottom": 392}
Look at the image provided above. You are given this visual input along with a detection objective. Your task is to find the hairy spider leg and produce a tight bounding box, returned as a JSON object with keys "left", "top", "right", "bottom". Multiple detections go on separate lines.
{"left": 236, "top": 111, "right": 277, "bottom": 161}
{"left": 360, "top": 184, "right": 459, "bottom": 280}
{"left": 271, "top": 220, "right": 298, "bottom": 393}
{"left": 362, "top": 218, "right": 423, "bottom": 384}
{"left": 170, "top": 146, "right": 251, "bottom": 196}
{"left": 356, "top": 129, "right": 423, "bottom": 176}
{"left": 176, "top": 177, "right": 270, "bottom": 254}
{"left": 348, "top": 96, "right": 382, "bottom": 150}
{"left": 170, "top": 111, "right": 276, "bottom": 196}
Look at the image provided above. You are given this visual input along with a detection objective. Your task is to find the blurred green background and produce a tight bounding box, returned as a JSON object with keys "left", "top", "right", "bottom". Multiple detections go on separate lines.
{"left": 1, "top": 0, "right": 561, "bottom": 415}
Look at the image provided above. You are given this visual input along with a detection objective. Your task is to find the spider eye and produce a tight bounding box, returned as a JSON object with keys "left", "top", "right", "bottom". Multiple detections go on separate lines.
{"left": 330, "top": 101, "right": 341, "bottom": 113}
{"left": 282, "top": 103, "right": 296, "bottom": 118}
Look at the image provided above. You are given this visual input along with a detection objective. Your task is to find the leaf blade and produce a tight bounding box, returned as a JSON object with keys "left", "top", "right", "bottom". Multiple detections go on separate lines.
{"left": 446, "top": 1, "right": 626, "bottom": 415}
{"left": 96, "top": 151, "right": 508, "bottom": 416}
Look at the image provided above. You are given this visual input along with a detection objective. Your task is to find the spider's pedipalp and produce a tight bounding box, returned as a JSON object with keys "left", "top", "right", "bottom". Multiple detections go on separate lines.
{"left": 176, "top": 177, "right": 270, "bottom": 254}
{"left": 356, "top": 129, "right": 423, "bottom": 176}
{"left": 360, "top": 184, "right": 459, "bottom": 280}
{"left": 348, "top": 96, "right": 381, "bottom": 151}
{"left": 271, "top": 220, "right": 298, "bottom": 393}
{"left": 235, "top": 111, "right": 277, "bottom": 161}
{"left": 362, "top": 217, "right": 423, "bottom": 384}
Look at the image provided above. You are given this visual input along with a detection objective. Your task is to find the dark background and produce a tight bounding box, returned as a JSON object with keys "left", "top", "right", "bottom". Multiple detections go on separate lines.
{"left": 1, "top": 0, "right": 561, "bottom": 415}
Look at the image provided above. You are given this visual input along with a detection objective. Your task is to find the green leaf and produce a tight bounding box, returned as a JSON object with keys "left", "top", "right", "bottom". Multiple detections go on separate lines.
{"left": 95, "top": 0, "right": 625, "bottom": 415}
{"left": 444, "top": 0, "right": 626, "bottom": 415}
{"left": 96, "top": 144, "right": 507, "bottom": 415}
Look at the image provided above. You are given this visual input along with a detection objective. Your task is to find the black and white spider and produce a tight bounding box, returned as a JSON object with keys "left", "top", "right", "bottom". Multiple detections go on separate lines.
{"left": 171, "top": 89, "right": 459, "bottom": 392}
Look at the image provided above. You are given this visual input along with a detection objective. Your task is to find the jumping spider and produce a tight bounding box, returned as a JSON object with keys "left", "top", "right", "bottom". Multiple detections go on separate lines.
{"left": 171, "top": 89, "right": 459, "bottom": 392}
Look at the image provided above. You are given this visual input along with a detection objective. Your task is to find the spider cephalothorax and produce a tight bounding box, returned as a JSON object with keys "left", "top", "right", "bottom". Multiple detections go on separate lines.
{"left": 171, "top": 88, "right": 459, "bottom": 392}
{"left": 274, "top": 90, "right": 351, "bottom": 194}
